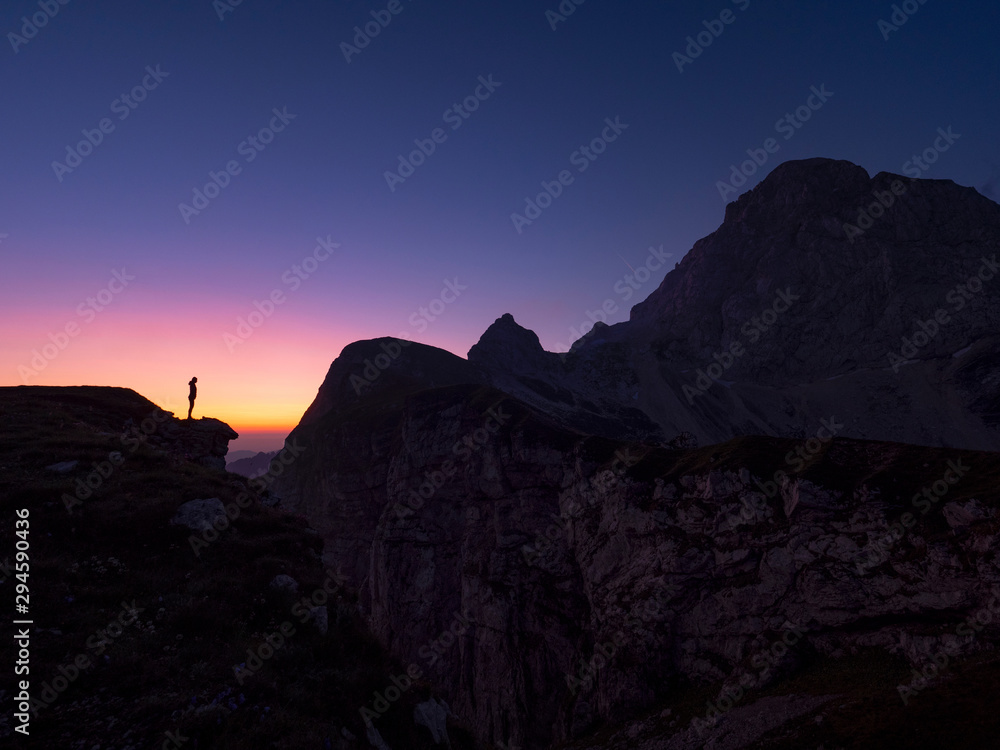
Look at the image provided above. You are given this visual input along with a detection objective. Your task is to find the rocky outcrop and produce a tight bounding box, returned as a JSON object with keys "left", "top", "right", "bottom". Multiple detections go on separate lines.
{"left": 149, "top": 416, "right": 239, "bottom": 470}
{"left": 274, "top": 375, "right": 1000, "bottom": 748}
{"left": 273, "top": 158, "right": 1000, "bottom": 748}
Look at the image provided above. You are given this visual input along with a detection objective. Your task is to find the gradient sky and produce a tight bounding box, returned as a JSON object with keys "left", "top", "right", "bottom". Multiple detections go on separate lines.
{"left": 2, "top": 0, "right": 998, "bottom": 450}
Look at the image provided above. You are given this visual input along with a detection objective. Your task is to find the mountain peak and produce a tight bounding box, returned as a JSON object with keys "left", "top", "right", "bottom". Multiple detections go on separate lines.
{"left": 468, "top": 313, "right": 547, "bottom": 371}
{"left": 723, "top": 157, "right": 871, "bottom": 224}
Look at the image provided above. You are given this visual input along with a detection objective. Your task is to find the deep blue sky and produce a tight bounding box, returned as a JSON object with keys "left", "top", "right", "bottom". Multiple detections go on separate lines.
{"left": 2, "top": 0, "right": 999, "bottom": 438}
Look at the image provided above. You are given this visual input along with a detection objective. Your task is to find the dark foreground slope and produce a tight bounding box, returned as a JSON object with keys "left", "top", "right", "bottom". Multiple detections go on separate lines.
{"left": 0, "top": 386, "right": 477, "bottom": 750}
{"left": 275, "top": 343, "right": 1000, "bottom": 750}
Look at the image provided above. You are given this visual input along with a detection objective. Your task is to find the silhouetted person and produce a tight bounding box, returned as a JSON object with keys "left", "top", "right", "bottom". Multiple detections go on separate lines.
{"left": 187, "top": 377, "right": 197, "bottom": 419}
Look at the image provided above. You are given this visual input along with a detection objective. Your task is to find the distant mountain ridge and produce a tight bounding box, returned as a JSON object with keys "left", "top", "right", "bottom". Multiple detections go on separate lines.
{"left": 300, "top": 158, "right": 1000, "bottom": 452}
{"left": 227, "top": 450, "right": 279, "bottom": 478}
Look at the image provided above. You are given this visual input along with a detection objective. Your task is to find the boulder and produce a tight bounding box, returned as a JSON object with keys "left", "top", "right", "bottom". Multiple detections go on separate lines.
{"left": 170, "top": 498, "right": 226, "bottom": 532}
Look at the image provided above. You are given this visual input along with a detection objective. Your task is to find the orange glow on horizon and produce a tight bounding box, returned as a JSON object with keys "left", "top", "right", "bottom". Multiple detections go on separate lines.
{"left": 2, "top": 302, "right": 475, "bottom": 447}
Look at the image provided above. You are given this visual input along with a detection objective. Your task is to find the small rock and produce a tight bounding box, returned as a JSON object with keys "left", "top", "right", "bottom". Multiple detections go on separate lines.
{"left": 366, "top": 723, "right": 392, "bottom": 750}
{"left": 310, "top": 605, "right": 329, "bottom": 635}
{"left": 269, "top": 574, "right": 299, "bottom": 594}
{"left": 170, "top": 498, "right": 226, "bottom": 532}
{"left": 414, "top": 698, "right": 451, "bottom": 746}
{"left": 46, "top": 460, "right": 78, "bottom": 473}
{"left": 943, "top": 499, "right": 993, "bottom": 529}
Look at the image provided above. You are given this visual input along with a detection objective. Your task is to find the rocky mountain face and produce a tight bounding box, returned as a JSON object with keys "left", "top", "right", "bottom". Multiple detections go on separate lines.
{"left": 1, "top": 385, "right": 481, "bottom": 750}
{"left": 471, "top": 159, "right": 1000, "bottom": 452}
{"left": 273, "top": 159, "right": 1000, "bottom": 748}
{"left": 274, "top": 376, "right": 1000, "bottom": 748}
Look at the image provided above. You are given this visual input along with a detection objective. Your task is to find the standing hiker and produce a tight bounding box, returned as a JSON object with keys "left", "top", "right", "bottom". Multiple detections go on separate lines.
{"left": 187, "top": 377, "right": 198, "bottom": 419}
